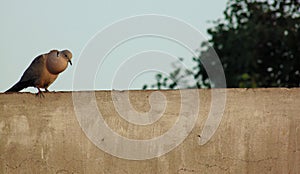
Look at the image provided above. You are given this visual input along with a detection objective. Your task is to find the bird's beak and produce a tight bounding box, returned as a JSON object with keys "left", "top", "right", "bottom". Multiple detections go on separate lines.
{"left": 68, "top": 59, "right": 72, "bottom": 66}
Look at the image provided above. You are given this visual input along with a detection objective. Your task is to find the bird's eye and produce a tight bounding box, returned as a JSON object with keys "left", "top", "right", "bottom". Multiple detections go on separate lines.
{"left": 65, "top": 55, "right": 68, "bottom": 57}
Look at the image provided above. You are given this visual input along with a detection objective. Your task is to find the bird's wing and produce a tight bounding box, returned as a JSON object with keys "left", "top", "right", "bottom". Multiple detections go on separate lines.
{"left": 19, "top": 54, "right": 46, "bottom": 84}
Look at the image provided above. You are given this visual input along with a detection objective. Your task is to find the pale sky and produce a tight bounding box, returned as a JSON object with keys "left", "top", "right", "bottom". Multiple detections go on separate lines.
{"left": 0, "top": 0, "right": 227, "bottom": 92}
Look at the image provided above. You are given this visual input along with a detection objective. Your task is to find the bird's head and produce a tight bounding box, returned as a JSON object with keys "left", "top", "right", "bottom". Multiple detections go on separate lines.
{"left": 59, "top": 50, "right": 73, "bottom": 65}
{"left": 46, "top": 49, "right": 73, "bottom": 74}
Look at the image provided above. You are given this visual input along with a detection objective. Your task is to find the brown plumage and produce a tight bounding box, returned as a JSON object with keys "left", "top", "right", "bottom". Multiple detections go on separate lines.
{"left": 6, "top": 49, "right": 72, "bottom": 96}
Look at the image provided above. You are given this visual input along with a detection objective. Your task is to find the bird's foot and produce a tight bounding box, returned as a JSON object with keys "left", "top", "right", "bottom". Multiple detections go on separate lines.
{"left": 36, "top": 91, "right": 45, "bottom": 98}
{"left": 36, "top": 88, "right": 45, "bottom": 98}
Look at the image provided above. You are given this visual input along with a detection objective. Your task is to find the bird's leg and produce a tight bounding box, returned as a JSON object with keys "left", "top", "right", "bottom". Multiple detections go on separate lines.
{"left": 36, "top": 87, "right": 45, "bottom": 98}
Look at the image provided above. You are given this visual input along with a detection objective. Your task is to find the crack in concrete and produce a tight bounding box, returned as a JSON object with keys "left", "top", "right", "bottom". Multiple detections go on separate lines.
{"left": 222, "top": 156, "right": 279, "bottom": 163}
{"left": 177, "top": 167, "right": 197, "bottom": 173}
{"left": 5, "top": 158, "right": 29, "bottom": 169}
{"left": 197, "top": 163, "right": 230, "bottom": 172}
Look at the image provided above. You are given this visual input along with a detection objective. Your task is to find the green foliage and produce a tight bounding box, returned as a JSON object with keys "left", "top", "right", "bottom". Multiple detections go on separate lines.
{"left": 144, "top": 0, "right": 300, "bottom": 89}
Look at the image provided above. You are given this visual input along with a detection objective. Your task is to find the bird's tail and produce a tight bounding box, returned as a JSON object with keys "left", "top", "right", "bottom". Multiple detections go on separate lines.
{"left": 5, "top": 81, "right": 31, "bottom": 92}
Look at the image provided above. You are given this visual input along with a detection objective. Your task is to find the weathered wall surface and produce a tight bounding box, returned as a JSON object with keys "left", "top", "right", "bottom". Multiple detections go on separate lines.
{"left": 0, "top": 89, "right": 299, "bottom": 174}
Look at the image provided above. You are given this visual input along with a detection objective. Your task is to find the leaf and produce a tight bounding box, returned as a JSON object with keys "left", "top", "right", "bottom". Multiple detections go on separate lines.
{"left": 155, "top": 74, "right": 162, "bottom": 81}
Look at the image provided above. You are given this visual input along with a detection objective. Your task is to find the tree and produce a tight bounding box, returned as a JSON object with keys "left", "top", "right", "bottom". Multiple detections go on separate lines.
{"left": 143, "top": 0, "right": 300, "bottom": 89}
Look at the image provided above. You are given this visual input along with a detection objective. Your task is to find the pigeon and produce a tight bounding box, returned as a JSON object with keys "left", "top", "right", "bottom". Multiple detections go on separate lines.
{"left": 5, "top": 49, "right": 72, "bottom": 96}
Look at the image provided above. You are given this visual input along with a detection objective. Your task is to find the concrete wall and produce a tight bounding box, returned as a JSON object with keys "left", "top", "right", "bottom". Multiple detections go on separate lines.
{"left": 0, "top": 88, "right": 299, "bottom": 173}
